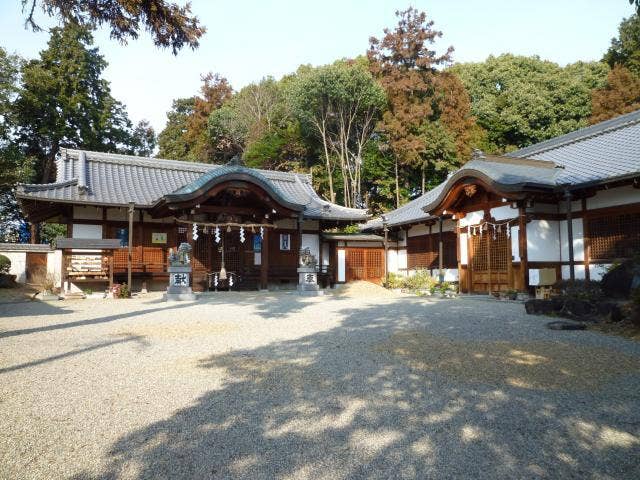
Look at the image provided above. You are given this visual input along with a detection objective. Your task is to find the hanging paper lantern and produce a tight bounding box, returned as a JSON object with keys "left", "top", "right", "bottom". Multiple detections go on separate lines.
{"left": 214, "top": 226, "right": 221, "bottom": 243}
{"left": 239, "top": 226, "right": 245, "bottom": 243}
{"left": 192, "top": 222, "right": 199, "bottom": 241}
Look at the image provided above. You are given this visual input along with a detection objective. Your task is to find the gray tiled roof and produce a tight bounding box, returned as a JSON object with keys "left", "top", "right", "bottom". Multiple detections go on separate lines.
{"left": 0, "top": 243, "right": 53, "bottom": 252}
{"left": 367, "top": 109, "right": 640, "bottom": 230}
{"left": 508, "top": 109, "right": 640, "bottom": 186}
{"left": 16, "top": 149, "right": 368, "bottom": 222}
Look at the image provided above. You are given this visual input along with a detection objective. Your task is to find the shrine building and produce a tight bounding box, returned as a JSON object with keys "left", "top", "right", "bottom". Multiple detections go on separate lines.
{"left": 364, "top": 109, "right": 640, "bottom": 294}
{"left": 16, "top": 150, "right": 372, "bottom": 293}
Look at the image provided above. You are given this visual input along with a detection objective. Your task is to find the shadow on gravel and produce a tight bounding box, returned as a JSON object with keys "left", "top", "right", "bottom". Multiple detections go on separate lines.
{"left": 0, "top": 301, "right": 195, "bottom": 339}
{"left": 73, "top": 298, "right": 640, "bottom": 479}
{"left": 0, "top": 333, "right": 149, "bottom": 374}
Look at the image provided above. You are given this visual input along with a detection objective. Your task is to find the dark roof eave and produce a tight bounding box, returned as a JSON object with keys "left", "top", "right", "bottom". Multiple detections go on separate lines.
{"left": 15, "top": 194, "right": 151, "bottom": 209}
{"left": 420, "top": 169, "right": 556, "bottom": 215}
{"left": 160, "top": 171, "right": 305, "bottom": 212}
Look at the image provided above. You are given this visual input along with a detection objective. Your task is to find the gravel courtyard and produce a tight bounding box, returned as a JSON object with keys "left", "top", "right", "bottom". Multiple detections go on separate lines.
{"left": 1, "top": 290, "right": 640, "bottom": 479}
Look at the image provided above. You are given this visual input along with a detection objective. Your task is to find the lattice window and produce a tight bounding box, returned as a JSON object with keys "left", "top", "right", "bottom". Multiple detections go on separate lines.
{"left": 490, "top": 230, "right": 509, "bottom": 272}
{"left": 471, "top": 234, "right": 488, "bottom": 271}
{"left": 589, "top": 213, "right": 640, "bottom": 260}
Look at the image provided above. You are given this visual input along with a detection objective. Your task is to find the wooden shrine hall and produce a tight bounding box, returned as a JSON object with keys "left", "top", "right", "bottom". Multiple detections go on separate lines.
{"left": 16, "top": 149, "right": 369, "bottom": 293}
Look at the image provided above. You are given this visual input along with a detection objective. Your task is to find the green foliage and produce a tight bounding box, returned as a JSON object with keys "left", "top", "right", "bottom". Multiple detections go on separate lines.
{"left": 39, "top": 223, "right": 67, "bottom": 246}
{"left": 12, "top": 22, "right": 138, "bottom": 182}
{"left": 404, "top": 270, "right": 438, "bottom": 291}
{"left": 287, "top": 60, "right": 386, "bottom": 206}
{"left": 118, "top": 282, "right": 130, "bottom": 298}
{"left": 22, "top": 0, "right": 206, "bottom": 54}
{"left": 157, "top": 97, "right": 195, "bottom": 159}
{"left": 243, "top": 122, "right": 308, "bottom": 171}
{"left": 0, "top": 254, "right": 11, "bottom": 274}
{"left": 340, "top": 224, "right": 361, "bottom": 234}
{"left": 385, "top": 272, "right": 405, "bottom": 289}
{"left": 603, "top": 14, "right": 640, "bottom": 77}
{"left": 450, "top": 54, "right": 609, "bottom": 152}
{"left": 128, "top": 120, "right": 157, "bottom": 157}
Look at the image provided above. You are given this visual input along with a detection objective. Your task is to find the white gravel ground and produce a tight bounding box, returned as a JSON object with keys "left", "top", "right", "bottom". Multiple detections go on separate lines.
{"left": 1, "top": 291, "right": 639, "bottom": 480}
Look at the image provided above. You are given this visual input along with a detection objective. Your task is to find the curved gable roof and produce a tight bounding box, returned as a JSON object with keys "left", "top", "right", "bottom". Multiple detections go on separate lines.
{"left": 160, "top": 165, "right": 305, "bottom": 212}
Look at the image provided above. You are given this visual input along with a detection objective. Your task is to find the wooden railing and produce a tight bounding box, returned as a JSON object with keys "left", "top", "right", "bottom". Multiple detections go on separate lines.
{"left": 113, "top": 246, "right": 166, "bottom": 273}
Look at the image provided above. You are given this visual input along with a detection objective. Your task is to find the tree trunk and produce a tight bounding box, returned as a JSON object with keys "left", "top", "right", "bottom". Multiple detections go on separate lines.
{"left": 41, "top": 140, "right": 59, "bottom": 184}
{"left": 421, "top": 165, "right": 426, "bottom": 194}
{"left": 395, "top": 157, "right": 400, "bottom": 208}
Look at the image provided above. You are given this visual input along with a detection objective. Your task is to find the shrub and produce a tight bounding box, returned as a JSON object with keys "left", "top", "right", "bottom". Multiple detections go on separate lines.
{"left": 404, "top": 270, "right": 438, "bottom": 291}
{"left": 385, "top": 272, "right": 405, "bottom": 289}
{"left": 118, "top": 282, "right": 130, "bottom": 298}
{"left": 555, "top": 279, "right": 603, "bottom": 301}
{"left": 0, "top": 254, "right": 11, "bottom": 274}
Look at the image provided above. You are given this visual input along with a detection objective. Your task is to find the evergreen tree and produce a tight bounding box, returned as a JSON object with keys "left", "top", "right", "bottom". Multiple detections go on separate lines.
{"left": 13, "top": 22, "right": 135, "bottom": 182}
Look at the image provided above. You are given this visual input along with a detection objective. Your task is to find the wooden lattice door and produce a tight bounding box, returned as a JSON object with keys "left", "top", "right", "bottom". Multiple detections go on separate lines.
{"left": 345, "top": 248, "right": 384, "bottom": 283}
{"left": 469, "top": 228, "right": 511, "bottom": 293}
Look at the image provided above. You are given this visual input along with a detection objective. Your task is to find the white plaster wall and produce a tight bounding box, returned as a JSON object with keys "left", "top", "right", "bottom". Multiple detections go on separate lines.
{"left": 459, "top": 233, "right": 468, "bottom": 265}
{"left": 4, "top": 251, "right": 26, "bottom": 283}
{"left": 301, "top": 234, "right": 319, "bottom": 260}
{"left": 48, "top": 250, "right": 62, "bottom": 283}
{"left": 73, "top": 205, "right": 102, "bottom": 220}
{"left": 397, "top": 230, "right": 407, "bottom": 247}
{"left": 432, "top": 268, "right": 459, "bottom": 282}
{"left": 526, "top": 220, "right": 561, "bottom": 262}
{"left": 337, "top": 249, "right": 346, "bottom": 282}
{"left": 559, "top": 218, "right": 584, "bottom": 262}
{"left": 72, "top": 224, "right": 103, "bottom": 239}
{"left": 321, "top": 243, "right": 330, "bottom": 267}
{"left": 397, "top": 249, "right": 408, "bottom": 271}
{"left": 442, "top": 219, "right": 456, "bottom": 232}
{"left": 458, "top": 210, "right": 483, "bottom": 228}
{"left": 408, "top": 224, "right": 429, "bottom": 237}
{"left": 490, "top": 205, "right": 518, "bottom": 221}
{"left": 511, "top": 226, "right": 520, "bottom": 261}
{"left": 587, "top": 185, "right": 640, "bottom": 210}
{"left": 387, "top": 249, "right": 398, "bottom": 274}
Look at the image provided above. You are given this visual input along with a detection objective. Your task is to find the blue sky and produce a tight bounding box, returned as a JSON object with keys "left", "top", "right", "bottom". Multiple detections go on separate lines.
{"left": 0, "top": 0, "right": 636, "bottom": 133}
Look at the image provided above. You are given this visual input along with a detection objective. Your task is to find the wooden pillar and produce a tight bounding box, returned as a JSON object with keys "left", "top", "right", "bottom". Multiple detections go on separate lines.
{"left": 108, "top": 251, "right": 114, "bottom": 291}
{"left": 582, "top": 198, "right": 590, "bottom": 282}
{"left": 565, "top": 190, "right": 575, "bottom": 282}
{"left": 518, "top": 204, "right": 529, "bottom": 291}
{"left": 127, "top": 202, "right": 134, "bottom": 292}
{"left": 383, "top": 219, "right": 389, "bottom": 285}
{"left": 438, "top": 216, "right": 444, "bottom": 283}
{"left": 260, "top": 228, "right": 269, "bottom": 290}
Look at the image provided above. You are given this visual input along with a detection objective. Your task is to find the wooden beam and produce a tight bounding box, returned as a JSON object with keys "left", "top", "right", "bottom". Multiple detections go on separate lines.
{"left": 260, "top": 228, "right": 269, "bottom": 290}
{"left": 194, "top": 205, "right": 268, "bottom": 215}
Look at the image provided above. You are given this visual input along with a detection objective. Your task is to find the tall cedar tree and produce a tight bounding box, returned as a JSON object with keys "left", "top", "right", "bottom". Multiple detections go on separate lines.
{"left": 21, "top": 0, "right": 205, "bottom": 54}
{"left": 13, "top": 22, "right": 134, "bottom": 183}
{"left": 590, "top": 65, "right": 640, "bottom": 123}
{"left": 183, "top": 72, "right": 233, "bottom": 162}
{"left": 368, "top": 8, "right": 473, "bottom": 206}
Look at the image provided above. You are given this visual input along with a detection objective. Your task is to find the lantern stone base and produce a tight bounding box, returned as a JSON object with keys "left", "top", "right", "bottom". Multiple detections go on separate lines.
{"left": 164, "top": 266, "right": 197, "bottom": 301}
{"left": 297, "top": 266, "right": 324, "bottom": 296}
